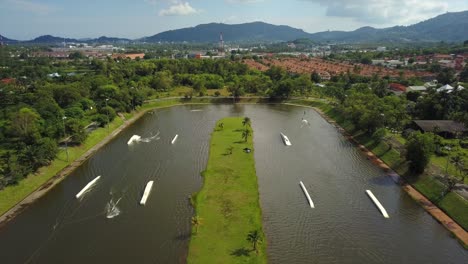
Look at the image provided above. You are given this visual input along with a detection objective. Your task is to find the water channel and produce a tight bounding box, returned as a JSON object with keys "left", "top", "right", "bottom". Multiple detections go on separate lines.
{"left": 0, "top": 104, "right": 466, "bottom": 263}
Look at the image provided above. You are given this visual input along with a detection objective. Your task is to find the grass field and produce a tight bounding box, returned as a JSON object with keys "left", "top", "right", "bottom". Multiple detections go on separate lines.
{"left": 188, "top": 117, "right": 267, "bottom": 264}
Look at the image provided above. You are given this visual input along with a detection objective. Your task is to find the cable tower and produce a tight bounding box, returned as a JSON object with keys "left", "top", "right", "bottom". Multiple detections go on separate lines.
{"left": 218, "top": 32, "right": 225, "bottom": 56}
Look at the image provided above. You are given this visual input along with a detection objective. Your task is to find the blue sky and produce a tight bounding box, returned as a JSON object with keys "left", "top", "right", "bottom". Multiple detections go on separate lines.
{"left": 1, "top": 0, "right": 467, "bottom": 40}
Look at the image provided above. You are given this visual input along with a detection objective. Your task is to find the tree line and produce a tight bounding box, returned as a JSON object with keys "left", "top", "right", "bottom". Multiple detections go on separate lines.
{"left": 0, "top": 48, "right": 466, "bottom": 188}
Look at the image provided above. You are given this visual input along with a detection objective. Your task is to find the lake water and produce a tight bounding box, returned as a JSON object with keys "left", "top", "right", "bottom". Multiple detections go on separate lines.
{"left": 0, "top": 104, "right": 466, "bottom": 263}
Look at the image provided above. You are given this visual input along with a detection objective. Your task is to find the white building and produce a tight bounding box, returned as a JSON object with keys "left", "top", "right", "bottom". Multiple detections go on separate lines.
{"left": 436, "top": 84, "right": 454, "bottom": 93}
{"left": 407, "top": 86, "right": 427, "bottom": 92}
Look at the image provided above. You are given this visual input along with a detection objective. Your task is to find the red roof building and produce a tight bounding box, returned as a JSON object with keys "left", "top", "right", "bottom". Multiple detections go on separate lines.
{"left": 1, "top": 78, "right": 15, "bottom": 85}
{"left": 112, "top": 53, "right": 145, "bottom": 60}
{"left": 388, "top": 83, "right": 407, "bottom": 92}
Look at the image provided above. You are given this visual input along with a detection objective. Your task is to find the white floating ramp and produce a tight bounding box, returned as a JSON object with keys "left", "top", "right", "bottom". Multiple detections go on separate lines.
{"left": 280, "top": 132, "right": 292, "bottom": 146}
{"left": 299, "top": 181, "right": 314, "bottom": 208}
{"left": 76, "top": 176, "right": 101, "bottom": 199}
{"left": 140, "top": 181, "right": 154, "bottom": 205}
{"left": 171, "top": 134, "right": 178, "bottom": 144}
{"left": 366, "top": 190, "right": 389, "bottom": 218}
{"left": 127, "top": 135, "right": 141, "bottom": 145}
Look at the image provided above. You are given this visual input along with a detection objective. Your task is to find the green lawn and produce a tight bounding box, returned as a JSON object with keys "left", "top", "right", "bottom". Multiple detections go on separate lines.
{"left": 188, "top": 117, "right": 267, "bottom": 264}
{"left": 413, "top": 176, "right": 445, "bottom": 202}
{"left": 439, "top": 192, "right": 468, "bottom": 231}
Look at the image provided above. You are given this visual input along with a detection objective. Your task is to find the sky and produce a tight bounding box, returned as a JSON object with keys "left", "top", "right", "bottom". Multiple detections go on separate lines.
{"left": 1, "top": 0, "right": 467, "bottom": 40}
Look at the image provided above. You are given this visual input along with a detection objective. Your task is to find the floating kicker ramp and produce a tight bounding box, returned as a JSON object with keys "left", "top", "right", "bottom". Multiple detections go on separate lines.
{"left": 299, "top": 181, "right": 314, "bottom": 208}
{"left": 171, "top": 134, "right": 178, "bottom": 144}
{"left": 76, "top": 176, "right": 101, "bottom": 199}
{"left": 140, "top": 181, "right": 154, "bottom": 205}
{"left": 366, "top": 190, "right": 389, "bottom": 218}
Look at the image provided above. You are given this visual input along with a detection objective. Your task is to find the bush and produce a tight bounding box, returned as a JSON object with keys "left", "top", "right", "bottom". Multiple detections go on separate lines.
{"left": 372, "top": 128, "right": 387, "bottom": 142}
{"left": 94, "top": 114, "right": 110, "bottom": 127}
{"left": 65, "top": 106, "right": 85, "bottom": 119}
{"left": 98, "top": 106, "right": 116, "bottom": 122}
{"left": 214, "top": 91, "right": 221, "bottom": 97}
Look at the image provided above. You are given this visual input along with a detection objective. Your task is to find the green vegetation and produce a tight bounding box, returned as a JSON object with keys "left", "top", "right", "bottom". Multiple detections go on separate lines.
{"left": 406, "top": 132, "right": 435, "bottom": 174}
{"left": 1, "top": 43, "right": 467, "bottom": 232}
{"left": 439, "top": 193, "right": 468, "bottom": 231}
{"left": 188, "top": 117, "right": 266, "bottom": 264}
{"left": 0, "top": 97, "right": 226, "bottom": 216}
{"left": 0, "top": 116, "right": 124, "bottom": 215}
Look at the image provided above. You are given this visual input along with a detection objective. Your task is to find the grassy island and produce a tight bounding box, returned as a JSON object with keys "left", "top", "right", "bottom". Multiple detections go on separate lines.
{"left": 188, "top": 117, "right": 267, "bottom": 264}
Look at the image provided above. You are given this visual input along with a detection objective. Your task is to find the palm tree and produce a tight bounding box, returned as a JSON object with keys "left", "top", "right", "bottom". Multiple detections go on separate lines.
{"left": 450, "top": 154, "right": 465, "bottom": 177}
{"left": 246, "top": 230, "right": 261, "bottom": 254}
{"left": 438, "top": 176, "right": 461, "bottom": 202}
{"left": 226, "top": 146, "right": 234, "bottom": 155}
{"left": 191, "top": 215, "right": 202, "bottom": 234}
{"left": 242, "top": 128, "right": 251, "bottom": 142}
{"left": 242, "top": 117, "right": 251, "bottom": 127}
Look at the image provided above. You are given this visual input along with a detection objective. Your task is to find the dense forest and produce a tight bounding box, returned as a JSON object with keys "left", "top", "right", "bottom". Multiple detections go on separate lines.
{"left": 0, "top": 47, "right": 467, "bottom": 189}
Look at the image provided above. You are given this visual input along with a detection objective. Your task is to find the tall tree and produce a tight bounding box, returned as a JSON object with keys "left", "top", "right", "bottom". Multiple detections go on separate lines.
{"left": 405, "top": 132, "right": 435, "bottom": 174}
{"left": 311, "top": 71, "right": 322, "bottom": 83}
{"left": 11, "top": 107, "right": 42, "bottom": 142}
{"left": 242, "top": 128, "right": 251, "bottom": 142}
{"left": 191, "top": 215, "right": 202, "bottom": 234}
{"left": 242, "top": 117, "right": 251, "bottom": 127}
{"left": 246, "top": 230, "right": 262, "bottom": 254}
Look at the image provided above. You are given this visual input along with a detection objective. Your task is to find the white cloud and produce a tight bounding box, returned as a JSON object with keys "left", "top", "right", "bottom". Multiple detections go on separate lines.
{"left": 159, "top": 2, "right": 199, "bottom": 16}
{"left": 3, "top": 0, "right": 58, "bottom": 15}
{"left": 225, "top": 0, "right": 264, "bottom": 3}
{"left": 303, "top": 0, "right": 449, "bottom": 25}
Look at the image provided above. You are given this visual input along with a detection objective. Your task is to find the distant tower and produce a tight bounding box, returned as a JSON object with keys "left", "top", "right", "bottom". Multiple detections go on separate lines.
{"left": 218, "top": 32, "right": 225, "bottom": 56}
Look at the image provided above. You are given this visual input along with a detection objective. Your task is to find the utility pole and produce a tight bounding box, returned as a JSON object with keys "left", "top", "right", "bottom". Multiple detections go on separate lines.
{"left": 105, "top": 98, "right": 110, "bottom": 132}
{"left": 62, "top": 116, "right": 69, "bottom": 162}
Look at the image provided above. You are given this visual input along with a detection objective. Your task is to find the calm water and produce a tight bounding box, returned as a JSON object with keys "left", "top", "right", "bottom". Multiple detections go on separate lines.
{"left": 0, "top": 104, "right": 466, "bottom": 264}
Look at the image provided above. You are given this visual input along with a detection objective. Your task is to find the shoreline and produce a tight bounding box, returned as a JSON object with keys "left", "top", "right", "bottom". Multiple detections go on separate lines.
{"left": 0, "top": 101, "right": 191, "bottom": 227}
{"left": 0, "top": 98, "right": 270, "bottom": 227}
{"left": 286, "top": 103, "right": 468, "bottom": 248}
{"left": 1, "top": 99, "right": 466, "bottom": 248}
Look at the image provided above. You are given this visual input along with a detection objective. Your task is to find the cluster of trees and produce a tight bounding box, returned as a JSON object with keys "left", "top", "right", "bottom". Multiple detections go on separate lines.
{"left": 319, "top": 69, "right": 467, "bottom": 175}
{"left": 0, "top": 72, "right": 148, "bottom": 188}
{"left": 0, "top": 51, "right": 322, "bottom": 188}
{"left": 411, "top": 88, "right": 468, "bottom": 123}
{"left": 1, "top": 43, "right": 466, "bottom": 188}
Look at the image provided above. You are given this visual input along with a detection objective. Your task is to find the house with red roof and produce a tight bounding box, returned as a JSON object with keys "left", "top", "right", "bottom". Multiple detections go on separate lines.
{"left": 388, "top": 83, "right": 407, "bottom": 92}
{"left": 0, "top": 78, "right": 15, "bottom": 85}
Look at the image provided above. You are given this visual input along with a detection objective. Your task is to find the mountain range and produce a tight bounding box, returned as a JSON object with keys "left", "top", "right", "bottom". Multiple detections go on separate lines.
{"left": 308, "top": 11, "right": 468, "bottom": 43}
{"left": 143, "top": 22, "right": 310, "bottom": 43}
{"left": 2, "top": 11, "right": 467, "bottom": 44}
